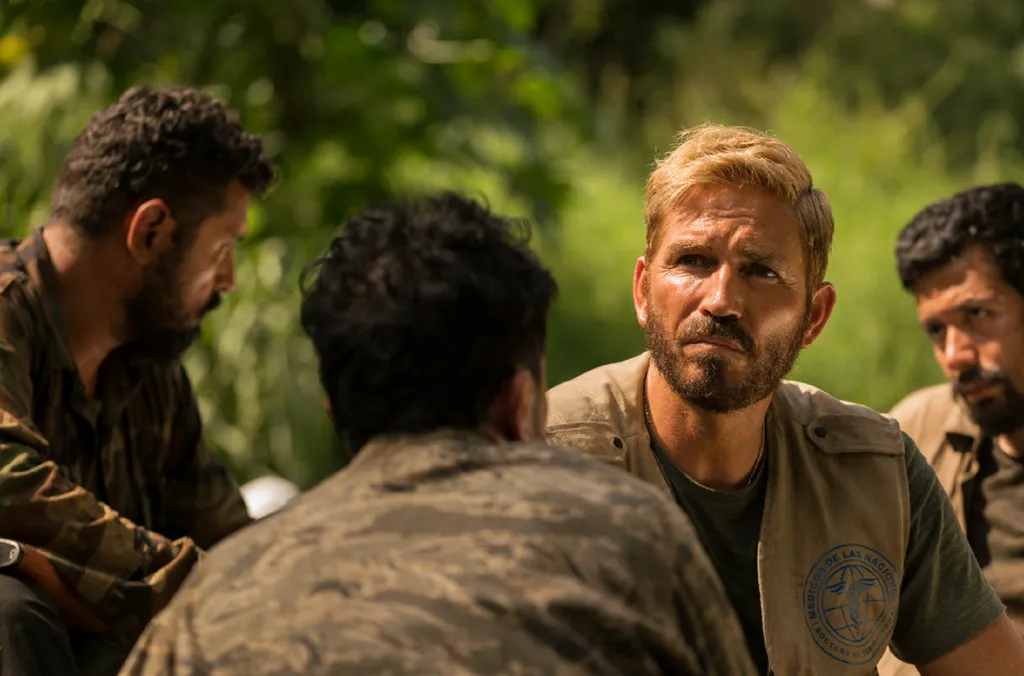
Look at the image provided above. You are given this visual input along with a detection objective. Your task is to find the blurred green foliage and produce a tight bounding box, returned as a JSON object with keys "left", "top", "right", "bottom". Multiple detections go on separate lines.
{"left": 0, "top": 0, "right": 1021, "bottom": 488}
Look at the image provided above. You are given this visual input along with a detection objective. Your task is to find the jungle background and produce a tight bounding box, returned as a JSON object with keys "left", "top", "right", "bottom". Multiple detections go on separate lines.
{"left": 1, "top": 0, "right": 1021, "bottom": 488}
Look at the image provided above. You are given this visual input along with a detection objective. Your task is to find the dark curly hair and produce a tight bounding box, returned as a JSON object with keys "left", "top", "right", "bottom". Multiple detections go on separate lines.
{"left": 299, "top": 192, "right": 558, "bottom": 452}
{"left": 50, "top": 85, "right": 276, "bottom": 239}
{"left": 896, "top": 182, "right": 1024, "bottom": 297}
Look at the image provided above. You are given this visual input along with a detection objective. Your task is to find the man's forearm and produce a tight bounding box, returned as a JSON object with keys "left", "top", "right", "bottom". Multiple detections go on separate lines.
{"left": 919, "top": 613, "right": 1024, "bottom": 675}
{"left": 1, "top": 446, "right": 202, "bottom": 640}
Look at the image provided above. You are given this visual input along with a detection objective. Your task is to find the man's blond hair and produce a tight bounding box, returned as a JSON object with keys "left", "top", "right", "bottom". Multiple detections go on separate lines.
{"left": 645, "top": 124, "right": 834, "bottom": 288}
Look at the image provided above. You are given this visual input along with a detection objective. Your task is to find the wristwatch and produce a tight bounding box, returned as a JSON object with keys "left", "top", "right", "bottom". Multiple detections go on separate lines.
{"left": 0, "top": 539, "right": 24, "bottom": 570}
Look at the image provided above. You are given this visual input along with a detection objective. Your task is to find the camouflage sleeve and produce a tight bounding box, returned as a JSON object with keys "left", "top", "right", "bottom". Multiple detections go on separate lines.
{"left": 660, "top": 501, "right": 758, "bottom": 675}
{"left": 158, "top": 366, "right": 251, "bottom": 549}
{"left": 0, "top": 285, "right": 201, "bottom": 643}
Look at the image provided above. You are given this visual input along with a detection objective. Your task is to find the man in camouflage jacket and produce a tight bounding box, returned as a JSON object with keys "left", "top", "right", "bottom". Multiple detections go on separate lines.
{"left": 119, "top": 193, "right": 756, "bottom": 676}
{"left": 0, "top": 85, "right": 275, "bottom": 675}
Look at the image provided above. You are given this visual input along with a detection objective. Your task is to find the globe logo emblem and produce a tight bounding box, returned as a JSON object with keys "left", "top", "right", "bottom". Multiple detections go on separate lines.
{"left": 804, "top": 544, "right": 900, "bottom": 665}
{"left": 821, "top": 561, "right": 886, "bottom": 641}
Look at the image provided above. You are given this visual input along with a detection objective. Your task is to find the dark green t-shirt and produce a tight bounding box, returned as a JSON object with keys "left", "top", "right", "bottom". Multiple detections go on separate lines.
{"left": 650, "top": 429, "right": 1005, "bottom": 673}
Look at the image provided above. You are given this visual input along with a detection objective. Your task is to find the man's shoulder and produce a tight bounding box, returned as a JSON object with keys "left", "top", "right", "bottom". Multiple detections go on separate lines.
{"left": 0, "top": 237, "right": 62, "bottom": 355}
{"left": 253, "top": 439, "right": 676, "bottom": 534}
{"left": 0, "top": 256, "right": 39, "bottom": 335}
{"left": 774, "top": 380, "right": 903, "bottom": 455}
{"left": 0, "top": 237, "right": 25, "bottom": 276}
{"left": 0, "top": 267, "right": 25, "bottom": 298}
{"left": 191, "top": 440, "right": 685, "bottom": 576}
{"left": 393, "top": 436, "right": 674, "bottom": 509}
{"left": 505, "top": 440, "right": 652, "bottom": 488}
{"left": 774, "top": 379, "right": 897, "bottom": 425}
{"left": 487, "top": 442, "right": 691, "bottom": 548}
{"left": 888, "top": 383, "right": 956, "bottom": 429}
{"left": 0, "top": 235, "right": 38, "bottom": 298}
{"left": 546, "top": 353, "right": 648, "bottom": 431}
{"left": 888, "top": 382, "right": 966, "bottom": 459}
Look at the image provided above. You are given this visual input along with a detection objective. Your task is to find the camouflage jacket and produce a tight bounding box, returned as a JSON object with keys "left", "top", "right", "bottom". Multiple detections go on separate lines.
{"left": 120, "top": 429, "right": 757, "bottom": 676}
{"left": 0, "top": 228, "right": 251, "bottom": 643}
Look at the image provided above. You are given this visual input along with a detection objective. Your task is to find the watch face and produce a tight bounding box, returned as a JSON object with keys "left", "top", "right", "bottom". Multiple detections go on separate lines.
{"left": 0, "top": 540, "right": 21, "bottom": 568}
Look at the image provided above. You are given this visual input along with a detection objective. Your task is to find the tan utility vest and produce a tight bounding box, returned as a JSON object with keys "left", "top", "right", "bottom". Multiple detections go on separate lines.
{"left": 546, "top": 353, "right": 911, "bottom": 675}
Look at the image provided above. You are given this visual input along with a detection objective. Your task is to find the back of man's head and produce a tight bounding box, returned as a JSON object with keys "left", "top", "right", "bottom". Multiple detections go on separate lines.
{"left": 299, "top": 192, "right": 558, "bottom": 452}
{"left": 51, "top": 85, "right": 275, "bottom": 239}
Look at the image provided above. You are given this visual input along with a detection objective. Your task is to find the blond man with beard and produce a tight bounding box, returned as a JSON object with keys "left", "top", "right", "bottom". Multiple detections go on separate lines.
{"left": 546, "top": 125, "right": 1024, "bottom": 675}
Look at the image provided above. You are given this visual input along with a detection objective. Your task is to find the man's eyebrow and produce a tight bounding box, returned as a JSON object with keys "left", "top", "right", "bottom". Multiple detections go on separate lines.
{"left": 919, "top": 293, "right": 1001, "bottom": 326}
{"left": 948, "top": 296, "right": 1000, "bottom": 314}
{"left": 739, "top": 247, "right": 779, "bottom": 266}
{"left": 663, "top": 240, "right": 705, "bottom": 258}
{"left": 660, "top": 240, "right": 786, "bottom": 268}
{"left": 942, "top": 290, "right": 999, "bottom": 309}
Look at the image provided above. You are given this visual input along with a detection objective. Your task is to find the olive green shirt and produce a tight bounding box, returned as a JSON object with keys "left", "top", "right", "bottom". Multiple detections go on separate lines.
{"left": 0, "top": 228, "right": 251, "bottom": 643}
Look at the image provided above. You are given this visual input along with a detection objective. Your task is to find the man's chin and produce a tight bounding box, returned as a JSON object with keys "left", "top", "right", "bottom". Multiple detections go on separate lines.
{"left": 677, "top": 359, "right": 747, "bottom": 384}
{"left": 970, "top": 408, "right": 1024, "bottom": 439}
{"left": 670, "top": 372, "right": 770, "bottom": 413}
{"left": 962, "top": 392, "right": 1024, "bottom": 436}
{"left": 671, "top": 360, "right": 786, "bottom": 413}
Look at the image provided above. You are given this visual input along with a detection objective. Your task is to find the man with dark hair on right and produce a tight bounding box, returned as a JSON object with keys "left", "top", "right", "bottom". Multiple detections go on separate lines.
{"left": 119, "top": 192, "right": 757, "bottom": 676}
{"left": 878, "top": 182, "right": 1024, "bottom": 675}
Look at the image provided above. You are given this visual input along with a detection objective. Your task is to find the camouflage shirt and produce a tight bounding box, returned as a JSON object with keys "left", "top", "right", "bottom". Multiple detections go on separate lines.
{"left": 120, "top": 430, "right": 757, "bottom": 676}
{"left": 0, "top": 228, "right": 251, "bottom": 643}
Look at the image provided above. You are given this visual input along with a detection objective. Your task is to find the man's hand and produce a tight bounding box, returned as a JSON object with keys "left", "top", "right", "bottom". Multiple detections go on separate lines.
{"left": 2, "top": 540, "right": 109, "bottom": 633}
{"left": 919, "top": 613, "right": 1024, "bottom": 675}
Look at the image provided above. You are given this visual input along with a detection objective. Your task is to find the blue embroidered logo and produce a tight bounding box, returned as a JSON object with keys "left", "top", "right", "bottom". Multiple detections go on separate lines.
{"left": 803, "top": 543, "right": 899, "bottom": 665}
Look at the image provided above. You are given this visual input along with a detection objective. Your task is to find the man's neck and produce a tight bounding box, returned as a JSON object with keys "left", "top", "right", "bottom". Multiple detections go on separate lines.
{"left": 41, "top": 223, "right": 124, "bottom": 395}
{"left": 646, "top": 364, "right": 771, "bottom": 491}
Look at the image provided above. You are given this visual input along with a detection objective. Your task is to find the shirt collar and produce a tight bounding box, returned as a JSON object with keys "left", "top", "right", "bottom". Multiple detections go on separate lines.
{"left": 940, "top": 386, "right": 985, "bottom": 453}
